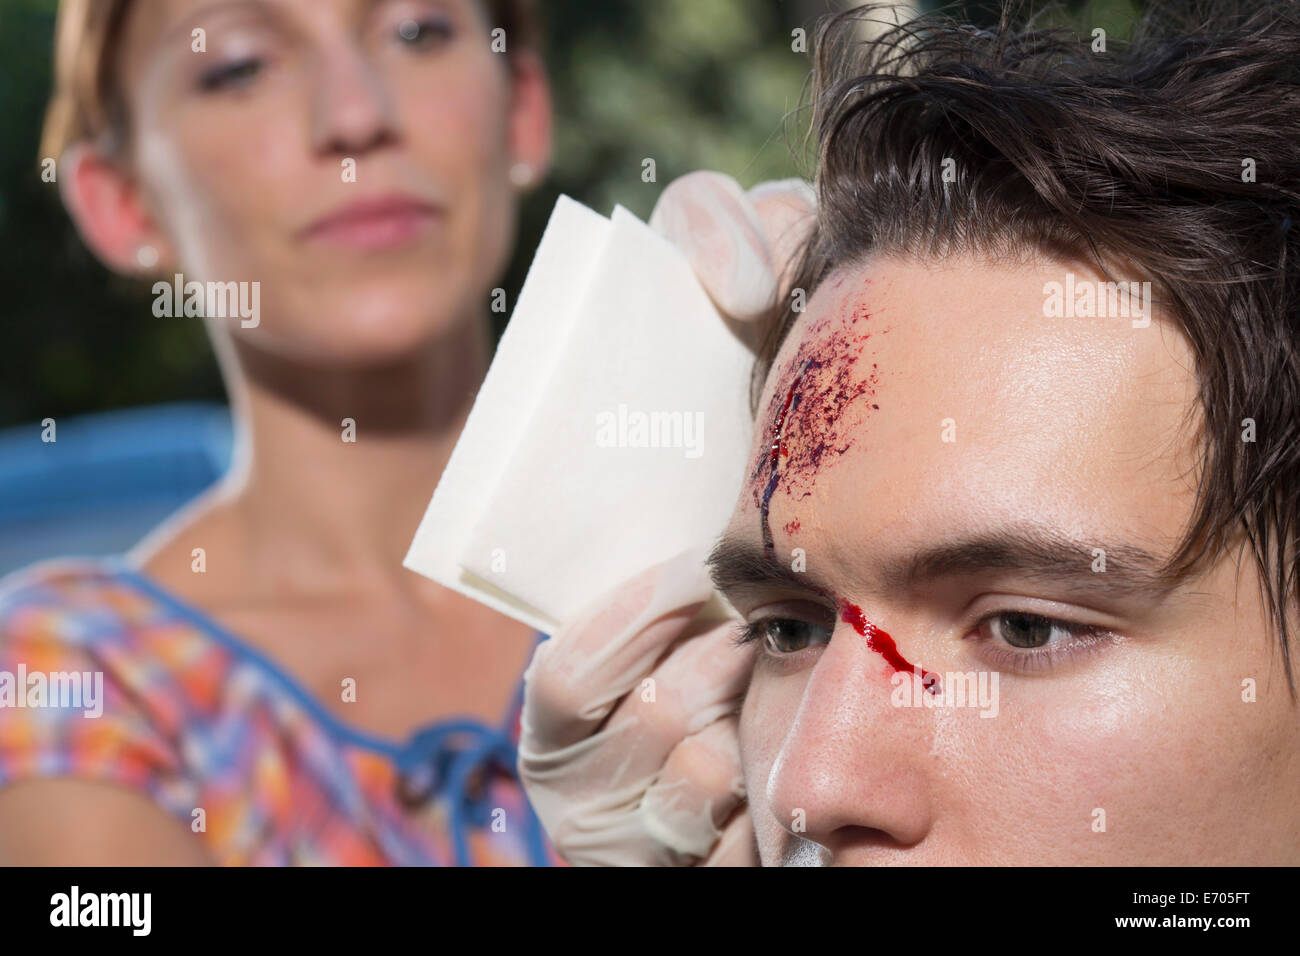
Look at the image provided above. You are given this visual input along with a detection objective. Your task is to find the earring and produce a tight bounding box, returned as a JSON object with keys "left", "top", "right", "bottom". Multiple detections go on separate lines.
{"left": 509, "top": 162, "right": 535, "bottom": 189}
{"left": 136, "top": 245, "right": 159, "bottom": 269}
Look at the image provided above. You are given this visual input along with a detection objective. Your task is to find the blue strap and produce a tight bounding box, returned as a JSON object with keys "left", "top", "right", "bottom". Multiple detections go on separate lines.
{"left": 394, "top": 631, "right": 552, "bottom": 867}
{"left": 395, "top": 718, "right": 549, "bottom": 867}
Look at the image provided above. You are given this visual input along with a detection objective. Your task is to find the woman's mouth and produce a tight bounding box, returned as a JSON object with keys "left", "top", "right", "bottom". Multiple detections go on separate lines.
{"left": 299, "top": 194, "right": 442, "bottom": 251}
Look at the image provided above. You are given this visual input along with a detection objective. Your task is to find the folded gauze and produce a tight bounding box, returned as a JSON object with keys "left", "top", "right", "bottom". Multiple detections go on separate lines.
{"left": 403, "top": 196, "right": 756, "bottom": 635}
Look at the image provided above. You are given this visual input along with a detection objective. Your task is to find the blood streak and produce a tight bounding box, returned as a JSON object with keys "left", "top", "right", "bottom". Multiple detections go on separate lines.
{"left": 839, "top": 600, "right": 941, "bottom": 695}
{"left": 756, "top": 361, "right": 809, "bottom": 553}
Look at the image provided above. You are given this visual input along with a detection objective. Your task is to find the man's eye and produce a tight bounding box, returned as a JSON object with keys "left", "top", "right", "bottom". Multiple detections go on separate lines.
{"left": 982, "top": 611, "right": 1089, "bottom": 648}
{"left": 970, "top": 610, "right": 1118, "bottom": 675}
{"left": 738, "top": 618, "right": 833, "bottom": 654}
{"left": 198, "top": 58, "right": 263, "bottom": 93}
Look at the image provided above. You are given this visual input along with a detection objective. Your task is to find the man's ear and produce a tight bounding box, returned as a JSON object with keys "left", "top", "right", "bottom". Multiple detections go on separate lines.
{"left": 58, "top": 142, "right": 175, "bottom": 275}
{"left": 506, "top": 49, "right": 553, "bottom": 187}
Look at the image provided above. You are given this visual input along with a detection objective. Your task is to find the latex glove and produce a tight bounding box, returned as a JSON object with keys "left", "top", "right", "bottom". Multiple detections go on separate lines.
{"left": 517, "top": 174, "right": 815, "bottom": 867}
{"left": 518, "top": 548, "right": 757, "bottom": 866}
{"left": 648, "top": 171, "right": 817, "bottom": 350}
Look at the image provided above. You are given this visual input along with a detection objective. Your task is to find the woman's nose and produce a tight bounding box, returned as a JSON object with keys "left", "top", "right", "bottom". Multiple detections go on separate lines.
{"left": 762, "top": 621, "right": 937, "bottom": 858}
{"left": 309, "top": 45, "right": 398, "bottom": 157}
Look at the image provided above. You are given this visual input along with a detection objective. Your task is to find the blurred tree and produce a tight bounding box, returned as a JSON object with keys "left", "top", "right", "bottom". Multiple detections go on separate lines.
{"left": 1, "top": 0, "right": 228, "bottom": 428}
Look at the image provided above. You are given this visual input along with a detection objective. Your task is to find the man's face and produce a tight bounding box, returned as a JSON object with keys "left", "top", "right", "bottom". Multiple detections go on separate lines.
{"left": 713, "top": 253, "right": 1300, "bottom": 865}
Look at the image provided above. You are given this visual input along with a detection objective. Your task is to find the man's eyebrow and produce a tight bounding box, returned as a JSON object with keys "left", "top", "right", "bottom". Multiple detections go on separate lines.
{"left": 883, "top": 527, "right": 1185, "bottom": 599}
{"left": 708, "top": 535, "right": 836, "bottom": 600}
{"left": 707, "top": 538, "right": 837, "bottom": 598}
{"left": 708, "top": 526, "right": 1186, "bottom": 602}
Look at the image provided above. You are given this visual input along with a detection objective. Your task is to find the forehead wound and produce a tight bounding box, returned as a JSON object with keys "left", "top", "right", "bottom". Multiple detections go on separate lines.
{"left": 749, "top": 277, "right": 886, "bottom": 544}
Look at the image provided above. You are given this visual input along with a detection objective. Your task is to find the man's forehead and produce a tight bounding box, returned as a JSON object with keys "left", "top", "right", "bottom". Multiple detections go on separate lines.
{"left": 760, "top": 254, "right": 1191, "bottom": 414}
{"left": 740, "top": 253, "right": 1202, "bottom": 573}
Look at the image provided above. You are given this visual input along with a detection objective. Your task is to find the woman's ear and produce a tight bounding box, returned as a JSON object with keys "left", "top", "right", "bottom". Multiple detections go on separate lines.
{"left": 506, "top": 49, "right": 553, "bottom": 189}
{"left": 58, "top": 142, "right": 175, "bottom": 275}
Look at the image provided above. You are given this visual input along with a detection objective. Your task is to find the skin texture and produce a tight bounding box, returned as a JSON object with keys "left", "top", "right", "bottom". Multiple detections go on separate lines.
{"left": 715, "top": 252, "right": 1300, "bottom": 865}
{"left": 0, "top": 0, "right": 551, "bottom": 864}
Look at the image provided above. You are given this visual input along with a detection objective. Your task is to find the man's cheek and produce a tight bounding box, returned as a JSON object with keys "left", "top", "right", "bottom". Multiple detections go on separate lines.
{"left": 739, "top": 670, "right": 810, "bottom": 862}
{"left": 738, "top": 669, "right": 802, "bottom": 776}
{"left": 737, "top": 683, "right": 767, "bottom": 803}
{"left": 738, "top": 679, "right": 781, "bottom": 858}
{"left": 1005, "top": 679, "right": 1194, "bottom": 846}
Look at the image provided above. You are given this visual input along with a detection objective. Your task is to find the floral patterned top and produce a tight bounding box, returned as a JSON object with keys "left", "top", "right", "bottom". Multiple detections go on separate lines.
{"left": 0, "top": 558, "right": 558, "bottom": 866}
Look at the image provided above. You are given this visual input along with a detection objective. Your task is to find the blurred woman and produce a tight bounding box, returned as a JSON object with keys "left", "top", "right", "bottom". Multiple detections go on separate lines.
{"left": 0, "top": 0, "right": 556, "bottom": 865}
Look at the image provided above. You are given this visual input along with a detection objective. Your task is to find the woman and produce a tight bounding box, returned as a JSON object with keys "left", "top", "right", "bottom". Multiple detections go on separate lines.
{"left": 0, "top": 0, "right": 801, "bottom": 867}
{"left": 0, "top": 0, "right": 557, "bottom": 866}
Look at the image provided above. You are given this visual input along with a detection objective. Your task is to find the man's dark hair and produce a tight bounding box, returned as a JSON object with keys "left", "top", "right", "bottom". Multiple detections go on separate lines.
{"left": 763, "top": 1, "right": 1300, "bottom": 688}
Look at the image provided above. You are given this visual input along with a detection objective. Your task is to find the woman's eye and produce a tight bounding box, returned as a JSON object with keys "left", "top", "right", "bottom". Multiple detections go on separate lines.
{"left": 395, "top": 16, "right": 455, "bottom": 49}
{"left": 198, "top": 58, "right": 263, "bottom": 93}
{"left": 740, "top": 617, "right": 833, "bottom": 655}
{"left": 982, "top": 611, "right": 1088, "bottom": 648}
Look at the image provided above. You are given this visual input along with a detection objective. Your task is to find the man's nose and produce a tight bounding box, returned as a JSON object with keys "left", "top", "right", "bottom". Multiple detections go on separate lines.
{"left": 763, "top": 619, "right": 937, "bottom": 857}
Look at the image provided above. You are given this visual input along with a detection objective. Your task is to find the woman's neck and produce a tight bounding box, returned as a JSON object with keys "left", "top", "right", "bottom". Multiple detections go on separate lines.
{"left": 151, "top": 314, "right": 492, "bottom": 601}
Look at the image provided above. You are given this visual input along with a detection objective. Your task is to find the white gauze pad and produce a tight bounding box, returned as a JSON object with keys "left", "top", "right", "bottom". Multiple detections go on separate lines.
{"left": 403, "top": 195, "right": 755, "bottom": 634}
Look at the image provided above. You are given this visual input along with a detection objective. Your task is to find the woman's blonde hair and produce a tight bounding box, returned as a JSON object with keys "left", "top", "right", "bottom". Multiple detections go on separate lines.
{"left": 40, "top": 0, "right": 539, "bottom": 163}
{"left": 41, "top": 0, "right": 132, "bottom": 162}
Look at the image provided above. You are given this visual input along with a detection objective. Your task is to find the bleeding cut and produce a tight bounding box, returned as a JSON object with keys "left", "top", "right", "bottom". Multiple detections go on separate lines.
{"left": 840, "top": 600, "right": 941, "bottom": 695}
{"left": 749, "top": 280, "right": 883, "bottom": 553}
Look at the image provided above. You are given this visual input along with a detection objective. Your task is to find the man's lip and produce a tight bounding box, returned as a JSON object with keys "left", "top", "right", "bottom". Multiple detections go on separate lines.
{"left": 299, "top": 194, "right": 443, "bottom": 249}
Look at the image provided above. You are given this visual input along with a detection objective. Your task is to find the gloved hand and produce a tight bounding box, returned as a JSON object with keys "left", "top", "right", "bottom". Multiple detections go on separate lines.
{"left": 518, "top": 548, "right": 755, "bottom": 866}
{"left": 517, "top": 173, "right": 816, "bottom": 866}
{"left": 648, "top": 171, "right": 817, "bottom": 349}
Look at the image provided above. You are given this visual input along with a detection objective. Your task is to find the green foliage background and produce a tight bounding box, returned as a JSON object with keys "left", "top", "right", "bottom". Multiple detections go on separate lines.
{"left": 0, "top": 0, "right": 1141, "bottom": 428}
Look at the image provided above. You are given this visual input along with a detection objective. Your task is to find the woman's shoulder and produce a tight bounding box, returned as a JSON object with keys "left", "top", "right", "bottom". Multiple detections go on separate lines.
{"left": 0, "top": 557, "right": 137, "bottom": 644}
{"left": 0, "top": 557, "right": 201, "bottom": 662}
{"left": 0, "top": 558, "right": 196, "bottom": 798}
{"left": 0, "top": 556, "right": 236, "bottom": 736}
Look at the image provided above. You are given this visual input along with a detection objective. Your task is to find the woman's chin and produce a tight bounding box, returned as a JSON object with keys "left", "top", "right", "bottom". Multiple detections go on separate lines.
{"left": 237, "top": 307, "right": 474, "bottom": 370}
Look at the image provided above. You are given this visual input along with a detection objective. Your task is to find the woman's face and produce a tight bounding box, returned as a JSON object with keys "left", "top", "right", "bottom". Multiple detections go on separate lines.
{"left": 107, "top": 0, "right": 548, "bottom": 365}
{"left": 712, "top": 253, "right": 1300, "bottom": 865}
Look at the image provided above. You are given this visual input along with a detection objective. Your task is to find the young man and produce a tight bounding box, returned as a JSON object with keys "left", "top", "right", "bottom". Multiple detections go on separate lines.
{"left": 520, "top": 2, "right": 1300, "bottom": 865}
